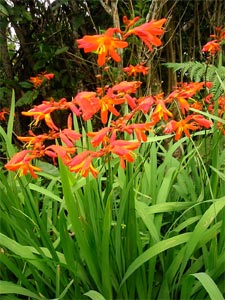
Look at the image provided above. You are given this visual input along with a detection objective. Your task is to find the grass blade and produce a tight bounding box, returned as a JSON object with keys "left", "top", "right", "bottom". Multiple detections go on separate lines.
{"left": 84, "top": 290, "right": 106, "bottom": 300}
{"left": 191, "top": 272, "right": 224, "bottom": 300}
{"left": 120, "top": 233, "right": 191, "bottom": 287}
{"left": 0, "top": 281, "right": 42, "bottom": 299}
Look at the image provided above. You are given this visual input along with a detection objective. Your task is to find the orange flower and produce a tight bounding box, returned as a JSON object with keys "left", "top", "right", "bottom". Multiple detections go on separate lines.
{"left": 202, "top": 27, "right": 225, "bottom": 56}
{"left": 30, "top": 72, "right": 54, "bottom": 88}
{"left": 106, "top": 140, "right": 140, "bottom": 169}
{"left": 87, "top": 127, "right": 111, "bottom": 147}
{"left": 191, "top": 114, "right": 212, "bottom": 128}
{"left": 123, "top": 63, "right": 149, "bottom": 76}
{"left": 0, "top": 107, "right": 10, "bottom": 121}
{"left": 22, "top": 101, "right": 58, "bottom": 130}
{"left": 75, "top": 91, "right": 100, "bottom": 120}
{"left": 5, "top": 150, "right": 42, "bottom": 178}
{"left": 99, "top": 88, "right": 125, "bottom": 124}
{"left": 112, "top": 80, "right": 142, "bottom": 94}
{"left": 17, "top": 130, "right": 54, "bottom": 148}
{"left": 124, "top": 18, "right": 167, "bottom": 51}
{"left": 69, "top": 150, "right": 100, "bottom": 178}
{"left": 59, "top": 128, "right": 81, "bottom": 147}
{"left": 30, "top": 76, "right": 43, "bottom": 88}
{"left": 151, "top": 99, "right": 173, "bottom": 124}
{"left": 123, "top": 16, "right": 140, "bottom": 29}
{"left": 163, "top": 115, "right": 211, "bottom": 140}
{"left": 122, "top": 123, "right": 153, "bottom": 142}
{"left": 167, "top": 82, "right": 208, "bottom": 114}
{"left": 202, "top": 40, "right": 220, "bottom": 55}
{"left": 44, "top": 145, "right": 76, "bottom": 165}
{"left": 136, "top": 96, "right": 154, "bottom": 114}
{"left": 77, "top": 28, "right": 128, "bottom": 66}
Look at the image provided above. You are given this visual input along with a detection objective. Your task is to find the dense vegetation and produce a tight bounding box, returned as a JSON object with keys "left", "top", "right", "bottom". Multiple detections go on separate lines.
{"left": 0, "top": 1, "right": 225, "bottom": 299}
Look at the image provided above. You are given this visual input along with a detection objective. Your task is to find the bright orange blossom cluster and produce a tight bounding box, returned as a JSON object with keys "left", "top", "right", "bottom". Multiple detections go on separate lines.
{"left": 4, "top": 17, "right": 224, "bottom": 179}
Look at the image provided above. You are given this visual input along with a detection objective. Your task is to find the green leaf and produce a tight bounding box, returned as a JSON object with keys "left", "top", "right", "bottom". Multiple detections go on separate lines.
{"left": 84, "top": 290, "right": 106, "bottom": 300}
{"left": 210, "top": 166, "right": 225, "bottom": 181}
{"left": 55, "top": 46, "right": 69, "bottom": 56}
{"left": 0, "top": 281, "right": 42, "bottom": 299}
{"left": 191, "top": 273, "right": 224, "bottom": 300}
{"left": 16, "top": 90, "right": 39, "bottom": 107}
{"left": 23, "top": 11, "right": 32, "bottom": 21}
{"left": 29, "top": 183, "right": 62, "bottom": 202}
{"left": 19, "top": 81, "right": 33, "bottom": 89}
{"left": 0, "top": 4, "right": 8, "bottom": 16}
{"left": 179, "top": 197, "right": 225, "bottom": 280}
{"left": 120, "top": 233, "right": 191, "bottom": 286}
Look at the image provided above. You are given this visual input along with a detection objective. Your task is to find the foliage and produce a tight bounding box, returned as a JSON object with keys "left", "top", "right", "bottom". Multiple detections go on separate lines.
{"left": 1, "top": 8, "right": 225, "bottom": 300}
{"left": 164, "top": 61, "right": 225, "bottom": 98}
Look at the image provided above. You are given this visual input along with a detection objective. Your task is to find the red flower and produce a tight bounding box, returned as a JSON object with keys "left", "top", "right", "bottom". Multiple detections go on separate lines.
{"left": 112, "top": 80, "right": 142, "bottom": 94}
{"left": 29, "top": 76, "right": 43, "bottom": 88}
{"left": 202, "top": 41, "right": 220, "bottom": 55}
{"left": 151, "top": 99, "right": 173, "bottom": 124}
{"left": 136, "top": 96, "right": 155, "bottom": 114}
{"left": 69, "top": 150, "right": 101, "bottom": 178}
{"left": 0, "top": 107, "right": 10, "bottom": 121}
{"left": 30, "top": 72, "right": 54, "bottom": 88}
{"left": 191, "top": 114, "right": 212, "bottom": 128}
{"left": 106, "top": 140, "right": 140, "bottom": 169}
{"left": 45, "top": 145, "right": 76, "bottom": 165}
{"left": 124, "top": 18, "right": 167, "bottom": 51}
{"left": 77, "top": 28, "right": 128, "bottom": 66}
{"left": 87, "top": 127, "right": 111, "bottom": 148}
{"left": 59, "top": 128, "right": 81, "bottom": 147}
{"left": 43, "top": 73, "right": 54, "bottom": 80}
{"left": 123, "top": 63, "right": 149, "bottom": 76}
{"left": 98, "top": 88, "right": 127, "bottom": 124}
{"left": 163, "top": 115, "right": 207, "bottom": 140}
{"left": 5, "top": 150, "right": 42, "bottom": 178}
{"left": 123, "top": 16, "right": 140, "bottom": 29}
{"left": 75, "top": 91, "right": 100, "bottom": 121}
{"left": 22, "top": 101, "right": 58, "bottom": 130}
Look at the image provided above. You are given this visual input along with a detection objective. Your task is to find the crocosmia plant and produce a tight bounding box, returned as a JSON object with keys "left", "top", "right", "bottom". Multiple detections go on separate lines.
{"left": 5, "top": 16, "right": 222, "bottom": 180}
{"left": 1, "top": 10, "right": 225, "bottom": 300}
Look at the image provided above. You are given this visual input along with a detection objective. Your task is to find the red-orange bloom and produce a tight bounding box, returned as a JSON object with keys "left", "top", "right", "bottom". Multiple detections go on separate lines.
{"left": 77, "top": 28, "right": 128, "bottom": 66}
{"left": 122, "top": 123, "right": 153, "bottom": 142}
{"left": 151, "top": 99, "right": 173, "bottom": 124}
{"left": 59, "top": 128, "right": 82, "bottom": 147}
{"left": 43, "top": 73, "right": 54, "bottom": 80}
{"left": 191, "top": 114, "right": 212, "bottom": 128}
{"left": 100, "top": 88, "right": 125, "bottom": 124}
{"left": 45, "top": 145, "right": 76, "bottom": 165}
{"left": 22, "top": 101, "right": 58, "bottom": 130}
{"left": 106, "top": 140, "right": 140, "bottom": 169}
{"left": 123, "top": 16, "right": 140, "bottom": 29}
{"left": 124, "top": 18, "right": 167, "bottom": 51}
{"left": 136, "top": 96, "right": 154, "bottom": 114}
{"left": 202, "top": 40, "right": 220, "bottom": 55}
{"left": 87, "top": 127, "right": 111, "bottom": 148}
{"left": 75, "top": 91, "right": 100, "bottom": 120}
{"left": 0, "top": 107, "right": 10, "bottom": 121}
{"left": 30, "top": 72, "right": 54, "bottom": 88}
{"left": 30, "top": 76, "right": 43, "bottom": 88}
{"left": 123, "top": 63, "right": 149, "bottom": 76}
{"left": 17, "top": 130, "right": 54, "bottom": 148}
{"left": 163, "top": 115, "right": 209, "bottom": 140}
{"left": 69, "top": 150, "right": 101, "bottom": 178}
{"left": 166, "top": 82, "right": 208, "bottom": 114}
{"left": 5, "top": 150, "right": 42, "bottom": 178}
